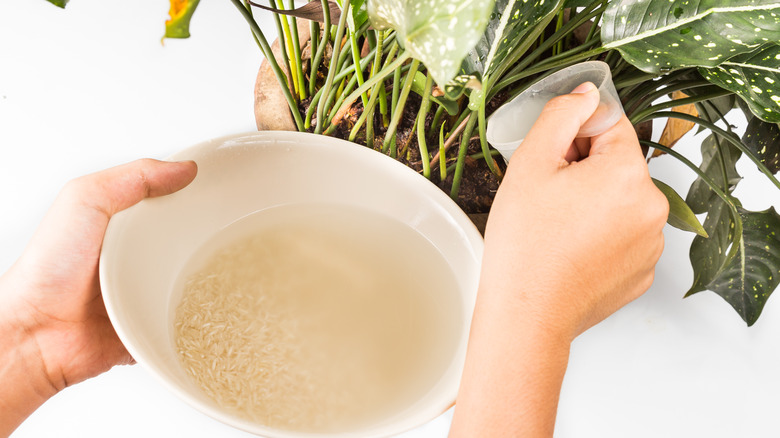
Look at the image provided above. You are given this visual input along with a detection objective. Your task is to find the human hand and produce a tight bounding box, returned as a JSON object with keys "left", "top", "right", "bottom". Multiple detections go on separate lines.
{"left": 0, "top": 159, "right": 196, "bottom": 436}
{"left": 481, "top": 81, "right": 668, "bottom": 337}
{"left": 450, "top": 82, "right": 668, "bottom": 437}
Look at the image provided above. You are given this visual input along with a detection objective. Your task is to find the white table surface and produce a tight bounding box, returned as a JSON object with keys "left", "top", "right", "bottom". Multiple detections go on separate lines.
{"left": 3, "top": 2, "right": 780, "bottom": 437}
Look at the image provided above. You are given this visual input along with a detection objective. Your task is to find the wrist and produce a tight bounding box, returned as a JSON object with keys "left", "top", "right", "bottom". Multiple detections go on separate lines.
{"left": 0, "top": 274, "right": 58, "bottom": 436}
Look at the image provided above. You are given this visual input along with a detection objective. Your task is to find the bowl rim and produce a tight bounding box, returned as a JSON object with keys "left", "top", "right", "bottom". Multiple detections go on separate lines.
{"left": 99, "top": 130, "right": 485, "bottom": 438}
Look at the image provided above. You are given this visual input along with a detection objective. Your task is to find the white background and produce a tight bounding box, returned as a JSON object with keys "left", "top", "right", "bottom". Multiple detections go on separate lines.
{"left": 2, "top": 1, "right": 780, "bottom": 437}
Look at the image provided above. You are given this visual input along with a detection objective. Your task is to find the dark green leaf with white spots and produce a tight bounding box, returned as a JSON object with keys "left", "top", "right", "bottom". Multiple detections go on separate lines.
{"left": 688, "top": 195, "right": 737, "bottom": 299}
{"left": 686, "top": 134, "right": 742, "bottom": 214}
{"left": 563, "top": 0, "right": 598, "bottom": 7}
{"left": 689, "top": 202, "right": 780, "bottom": 326}
{"left": 700, "top": 43, "right": 780, "bottom": 123}
{"left": 368, "top": 0, "right": 494, "bottom": 86}
{"left": 742, "top": 116, "right": 780, "bottom": 173}
{"left": 442, "top": 0, "right": 563, "bottom": 99}
{"left": 653, "top": 178, "right": 708, "bottom": 237}
{"left": 602, "top": 0, "right": 780, "bottom": 74}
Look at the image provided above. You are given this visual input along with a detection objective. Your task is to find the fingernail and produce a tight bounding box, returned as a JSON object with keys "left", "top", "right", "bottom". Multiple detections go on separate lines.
{"left": 571, "top": 81, "right": 597, "bottom": 94}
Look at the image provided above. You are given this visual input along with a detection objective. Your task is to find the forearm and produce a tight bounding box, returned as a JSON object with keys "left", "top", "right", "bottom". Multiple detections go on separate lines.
{"left": 450, "top": 287, "right": 572, "bottom": 437}
{"left": 0, "top": 275, "right": 57, "bottom": 438}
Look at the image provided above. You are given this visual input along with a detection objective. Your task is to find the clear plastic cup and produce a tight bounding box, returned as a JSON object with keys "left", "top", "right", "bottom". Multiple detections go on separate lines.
{"left": 486, "top": 61, "right": 624, "bottom": 161}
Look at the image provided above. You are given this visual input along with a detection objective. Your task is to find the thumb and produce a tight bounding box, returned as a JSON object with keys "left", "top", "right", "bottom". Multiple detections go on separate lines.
{"left": 20, "top": 159, "right": 198, "bottom": 269}
{"left": 512, "top": 81, "right": 600, "bottom": 171}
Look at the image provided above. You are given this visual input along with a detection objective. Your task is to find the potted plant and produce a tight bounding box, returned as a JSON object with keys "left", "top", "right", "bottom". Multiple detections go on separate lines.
{"left": 48, "top": 0, "right": 780, "bottom": 327}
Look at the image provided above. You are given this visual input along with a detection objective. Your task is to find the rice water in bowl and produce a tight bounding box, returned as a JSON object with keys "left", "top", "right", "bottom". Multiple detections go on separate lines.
{"left": 99, "top": 131, "right": 483, "bottom": 437}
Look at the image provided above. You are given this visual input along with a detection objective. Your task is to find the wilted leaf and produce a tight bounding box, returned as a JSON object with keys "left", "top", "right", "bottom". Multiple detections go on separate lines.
{"left": 443, "top": 0, "right": 562, "bottom": 99}
{"left": 368, "top": 0, "right": 494, "bottom": 86}
{"left": 686, "top": 133, "right": 742, "bottom": 214}
{"left": 700, "top": 43, "right": 780, "bottom": 123}
{"left": 602, "top": 0, "right": 780, "bottom": 74}
{"left": 652, "top": 91, "right": 698, "bottom": 158}
{"left": 46, "top": 0, "right": 68, "bottom": 7}
{"left": 743, "top": 116, "right": 780, "bottom": 173}
{"left": 251, "top": 1, "right": 343, "bottom": 24}
{"left": 165, "top": 0, "right": 202, "bottom": 39}
{"left": 653, "top": 178, "right": 708, "bottom": 237}
{"left": 689, "top": 200, "right": 780, "bottom": 326}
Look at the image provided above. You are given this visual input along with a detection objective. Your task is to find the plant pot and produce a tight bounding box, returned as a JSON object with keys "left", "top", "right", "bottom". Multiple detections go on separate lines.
{"left": 253, "top": 29, "right": 494, "bottom": 234}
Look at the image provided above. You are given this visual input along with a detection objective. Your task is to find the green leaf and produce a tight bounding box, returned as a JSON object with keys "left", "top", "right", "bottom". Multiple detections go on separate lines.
{"left": 164, "top": 0, "right": 202, "bottom": 39}
{"left": 46, "top": 0, "right": 68, "bottom": 7}
{"left": 700, "top": 43, "right": 780, "bottom": 123}
{"left": 368, "top": 0, "right": 495, "bottom": 86}
{"left": 742, "top": 116, "right": 780, "bottom": 173}
{"left": 563, "top": 0, "right": 598, "bottom": 7}
{"left": 689, "top": 200, "right": 780, "bottom": 326}
{"left": 336, "top": 0, "right": 368, "bottom": 30}
{"left": 686, "top": 134, "right": 742, "bottom": 214}
{"left": 601, "top": 0, "right": 780, "bottom": 74}
{"left": 653, "top": 178, "right": 708, "bottom": 237}
{"left": 443, "top": 0, "right": 563, "bottom": 98}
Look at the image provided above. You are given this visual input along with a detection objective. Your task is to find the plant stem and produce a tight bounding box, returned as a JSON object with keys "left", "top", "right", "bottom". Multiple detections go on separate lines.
{"left": 641, "top": 139, "right": 744, "bottom": 265}
{"left": 275, "top": 1, "right": 301, "bottom": 98}
{"left": 624, "top": 79, "right": 711, "bottom": 116}
{"left": 497, "top": 1, "right": 607, "bottom": 88}
{"left": 446, "top": 150, "right": 501, "bottom": 174}
{"left": 439, "top": 123, "right": 447, "bottom": 180}
{"left": 450, "top": 113, "right": 478, "bottom": 199}
{"left": 700, "top": 100, "right": 732, "bottom": 192}
{"left": 349, "top": 30, "right": 369, "bottom": 108}
{"left": 231, "top": 0, "right": 303, "bottom": 130}
{"left": 629, "top": 89, "right": 733, "bottom": 124}
{"left": 639, "top": 112, "right": 780, "bottom": 192}
{"left": 478, "top": 102, "right": 501, "bottom": 177}
{"left": 492, "top": 47, "right": 607, "bottom": 97}
{"left": 416, "top": 72, "right": 434, "bottom": 178}
{"left": 349, "top": 77, "right": 382, "bottom": 141}
{"left": 286, "top": 0, "right": 306, "bottom": 99}
{"left": 430, "top": 105, "right": 446, "bottom": 142}
{"left": 315, "top": 0, "right": 350, "bottom": 134}
{"left": 305, "top": 85, "right": 324, "bottom": 129}
{"left": 325, "top": 50, "right": 411, "bottom": 133}
{"left": 383, "top": 59, "right": 421, "bottom": 157}
{"left": 309, "top": 0, "right": 332, "bottom": 96}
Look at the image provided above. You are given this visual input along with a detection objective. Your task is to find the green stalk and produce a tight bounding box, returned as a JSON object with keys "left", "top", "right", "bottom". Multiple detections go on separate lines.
{"left": 430, "top": 105, "right": 446, "bottom": 141}
{"left": 496, "top": 1, "right": 607, "bottom": 88}
{"left": 478, "top": 102, "right": 500, "bottom": 177}
{"left": 638, "top": 112, "right": 780, "bottom": 191}
{"left": 349, "top": 81, "right": 382, "bottom": 141}
{"left": 416, "top": 72, "right": 434, "bottom": 178}
{"left": 439, "top": 123, "right": 448, "bottom": 180}
{"left": 366, "top": 102, "right": 376, "bottom": 149}
{"left": 315, "top": 0, "right": 350, "bottom": 134}
{"left": 324, "top": 51, "right": 411, "bottom": 134}
{"left": 350, "top": 30, "right": 369, "bottom": 108}
{"left": 553, "top": 10, "right": 565, "bottom": 56}
{"left": 450, "top": 112, "right": 478, "bottom": 199}
{"left": 286, "top": 0, "right": 306, "bottom": 99}
{"left": 641, "top": 139, "right": 744, "bottom": 266}
{"left": 275, "top": 1, "right": 301, "bottom": 98}
{"left": 491, "top": 46, "right": 606, "bottom": 97}
{"left": 310, "top": 22, "right": 319, "bottom": 83}
{"left": 624, "top": 79, "right": 711, "bottom": 116}
{"left": 446, "top": 150, "right": 501, "bottom": 174}
{"left": 266, "top": 0, "right": 293, "bottom": 98}
{"left": 629, "top": 90, "right": 733, "bottom": 124}
{"left": 305, "top": 85, "right": 325, "bottom": 129}
{"left": 383, "top": 59, "right": 421, "bottom": 157}
{"left": 309, "top": 0, "right": 332, "bottom": 96}
{"left": 700, "top": 100, "right": 732, "bottom": 192}
{"left": 231, "top": 0, "right": 303, "bottom": 130}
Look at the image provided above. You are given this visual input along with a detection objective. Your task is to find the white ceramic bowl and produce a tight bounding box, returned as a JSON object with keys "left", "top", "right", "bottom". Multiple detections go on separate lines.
{"left": 99, "top": 131, "right": 484, "bottom": 438}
